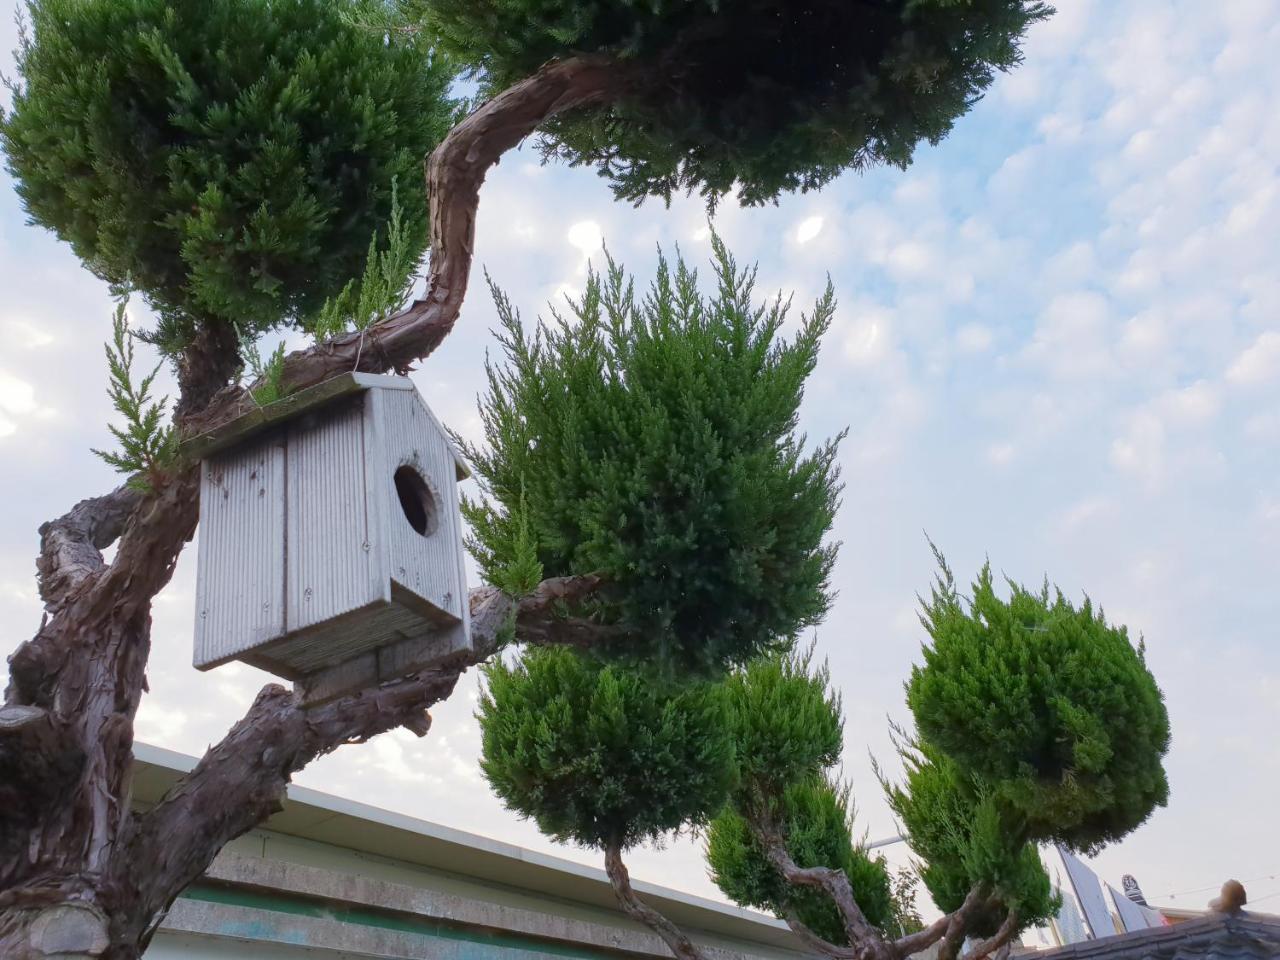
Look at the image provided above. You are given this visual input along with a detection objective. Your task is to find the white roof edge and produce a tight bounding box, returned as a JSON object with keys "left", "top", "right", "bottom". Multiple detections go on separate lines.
{"left": 132, "top": 742, "right": 787, "bottom": 932}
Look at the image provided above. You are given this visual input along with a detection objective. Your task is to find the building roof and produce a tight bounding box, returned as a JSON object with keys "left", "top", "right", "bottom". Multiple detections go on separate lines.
{"left": 1026, "top": 911, "right": 1280, "bottom": 960}
{"left": 133, "top": 742, "right": 805, "bottom": 958}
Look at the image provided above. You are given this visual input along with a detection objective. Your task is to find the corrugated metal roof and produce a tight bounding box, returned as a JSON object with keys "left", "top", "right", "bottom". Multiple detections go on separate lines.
{"left": 1027, "top": 913, "right": 1280, "bottom": 960}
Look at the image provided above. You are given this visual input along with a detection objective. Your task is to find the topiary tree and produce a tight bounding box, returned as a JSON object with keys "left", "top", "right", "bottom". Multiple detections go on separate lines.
{"left": 705, "top": 648, "right": 993, "bottom": 960}
{"left": 0, "top": 0, "right": 1055, "bottom": 955}
{"left": 881, "top": 736, "right": 1060, "bottom": 945}
{"left": 907, "top": 554, "right": 1171, "bottom": 854}
{"left": 477, "top": 647, "right": 737, "bottom": 960}
{"left": 708, "top": 776, "right": 896, "bottom": 947}
{"left": 1, "top": 0, "right": 454, "bottom": 405}
{"left": 461, "top": 240, "right": 841, "bottom": 674}
{"left": 701, "top": 553, "right": 1169, "bottom": 960}
{"left": 410, "top": 0, "right": 1051, "bottom": 206}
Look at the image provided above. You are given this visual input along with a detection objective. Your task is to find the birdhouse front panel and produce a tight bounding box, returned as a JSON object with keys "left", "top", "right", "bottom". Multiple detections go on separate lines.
{"left": 191, "top": 372, "right": 471, "bottom": 696}
{"left": 283, "top": 396, "right": 386, "bottom": 641}
{"left": 379, "top": 386, "right": 467, "bottom": 623}
{"left": 193, "top": 438, "right": 287, "bottom": 667}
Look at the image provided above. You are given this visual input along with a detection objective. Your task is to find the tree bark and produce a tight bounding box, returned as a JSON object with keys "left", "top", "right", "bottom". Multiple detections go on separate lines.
{"left": 746, "top": 810, "right": 994, "bottom": 960}
{"left": 0, "top": 53, "right": 635, "bottom": 959}
{"left": 603, "top": 842, "right": 709, "bottom": 960}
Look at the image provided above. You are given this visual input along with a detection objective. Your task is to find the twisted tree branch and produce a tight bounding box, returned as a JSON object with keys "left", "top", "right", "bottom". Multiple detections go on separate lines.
{"left": 34, "top": 486, "right": 143, "bottom": 616}
{"left": 5, "top": 50, "right": 641, "bottom": 957}
{"left": 604, "top": 842, "right": 708, "bottom": 960}
{"left": 960, "top": 909, "right": 1019, "bottom": 960}
{"left": 749, "top": 812, "right": 879, "bottom": 949}
{"left": 781, "top": 909, "right": 855, "bottom": 959}
{"left": 893, "top": 885, "right": 988, "bottom": 960}
{"left": 182, "top": 54, "right": 638, "bottom": 441}
{"left": 118, "top": 573, "right": 609, "bottom": 947}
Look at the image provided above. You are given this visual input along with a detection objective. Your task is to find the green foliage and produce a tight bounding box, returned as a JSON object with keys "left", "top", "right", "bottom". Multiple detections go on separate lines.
{"left": 726, "top": 647, "right": 844, "bottom": 800}
{"left": 906, "top": 553, "right": 1171, "bottom": 854}
{"left": 887, "top": 866, "right": 925, "bottom": 938}
{"left": 307, "top": 179, "right": 420, "bottom": 342}
{"left": 881, "top": 735, "right": 1059, "bottom": 937}
{"left": 91, "top": 302, "right": 178, "bottom": 492}
{"left": 408, "top": 0, "right": 1051, "bottom": 206}
{"left": 477, "top": 647, "right": 737, "bottom": 850}
{"left": 237, "top": 331, "right": 290, "bottom": 407}
{"left": 1, "top": 0, "right": 454, "bottom": 351}
{"left": 708, "top": 646, "right": 894, "bottom": 942}
{"left": 706, "top": 776, "right": 895, "bottom": 943}
{"left": 461, "top": 238, "right": 842, "bottom": 674}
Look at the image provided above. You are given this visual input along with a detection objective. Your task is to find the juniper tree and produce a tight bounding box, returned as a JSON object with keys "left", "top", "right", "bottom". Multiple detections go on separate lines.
{"left": 407, "top": 0, "right": 1052, "bottom": 205}
{"left": 881, "top": 736, "right": 1060, "bottom": 943}
{"left": 702, "top": 559, "right": 1168, "bottom": 960}
{"left": 907, "top": 556, "right": 1171, "bottom": 854}
{"left": 704, "top": 649, "right": 956, "bottom": 960}
{"left": 477, "top": 648, "right": 736, "bottom": 960}
{"left": 461, "top": 241, "right": 842, "bottom": 674}
{"left": 0, "top": 0, "right": 1056, "bottom": 955}
{"left": 1, "top": 0, "right": 454, "bottom": 405}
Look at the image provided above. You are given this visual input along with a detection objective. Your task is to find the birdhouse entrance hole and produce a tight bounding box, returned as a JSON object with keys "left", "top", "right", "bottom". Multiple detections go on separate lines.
{"left": 394, "top": 464, "right": 438, "bottom": 537}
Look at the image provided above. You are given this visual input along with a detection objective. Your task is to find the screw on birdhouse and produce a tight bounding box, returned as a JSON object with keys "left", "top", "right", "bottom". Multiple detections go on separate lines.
{"left": 362, "top": 540, "right": 370, "bottom": 552}
{"left": 444, "top": 591, "right": 452, "bottom": 606}
{"left": 304, "top": 587, "right": 313, "bottom": 601}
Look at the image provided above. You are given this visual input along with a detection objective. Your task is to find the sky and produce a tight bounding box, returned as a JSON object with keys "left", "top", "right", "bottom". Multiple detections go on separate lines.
{"left": 2, "top": 0, "right": 1278, "bottom": 922}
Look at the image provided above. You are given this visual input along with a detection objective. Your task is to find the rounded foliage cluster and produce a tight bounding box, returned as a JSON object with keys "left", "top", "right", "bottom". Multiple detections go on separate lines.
{"left": 726, "top": 648, "right": 843, "bottom": 797}
{"left": 707, "top": 777, "right": 894, "bottom": 943}
{"left": 414, "top": 0, "right": 1050, "bottom": 205}
{"left": 906, "top": 561, "right": 1171, "bottom": 854}
{"left": 463, "top": 240, "right": 841, "bottom": 674}
{"left": 477, "top": 647, "right": 736, "bottom": 850}
{"left": 883, "top": 738, "right": 1058, "bottom": 936}
{"left": 1, "top": 0, "right": 455, "bottom": 346}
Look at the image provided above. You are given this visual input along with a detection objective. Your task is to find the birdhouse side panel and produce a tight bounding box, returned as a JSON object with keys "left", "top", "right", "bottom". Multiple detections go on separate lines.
{"left": 193, "top": 438, "right": 286, "bottom": 669}
{"left": 284, "top": 397, "right": 387, "bottom": 639}
{"left": 381, "top": 389, "right": 466, "bottom": 623}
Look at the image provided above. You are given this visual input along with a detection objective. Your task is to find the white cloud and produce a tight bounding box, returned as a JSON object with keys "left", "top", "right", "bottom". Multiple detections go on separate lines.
{"left": 566, "top": 219, "right": 603, "bottom": 256}
{"left": 0, "top": 371, "right": 37, "bottom": 415}
{"left": 840, "top": 303, "right": 893, "bottom": 368}
{"left": 3, "top": 317, "right": 56, "bottom": 349}
{"left": 1025, "top": 291, "right": 1114, "bottom": 379}
{"left": 987, "top": 442, "right": 1016, "bottom": 466}
{"left": 794, "top": 215, "right": 824, "bottom": 245}
{"left": 955, "top": 323, "right": 994, "bottom": 353}
{"left": 1226, "top": 331, "right": 1280, "bottom": 386}
{"left": 1158, "top": 380, "right": 1221, "bottom": 426}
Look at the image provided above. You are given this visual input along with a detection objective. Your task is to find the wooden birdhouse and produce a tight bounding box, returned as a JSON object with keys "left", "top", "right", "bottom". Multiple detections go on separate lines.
{"left": 189, "top": 373, "right": 470, "bottom": 702}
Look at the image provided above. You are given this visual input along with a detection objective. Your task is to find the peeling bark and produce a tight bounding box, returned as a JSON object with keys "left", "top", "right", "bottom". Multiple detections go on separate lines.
{"left": 1, "top": 54, "right": 635, "bottom": 960}
{"left": 604, "top": 843, "right": 708, "bottom": 960}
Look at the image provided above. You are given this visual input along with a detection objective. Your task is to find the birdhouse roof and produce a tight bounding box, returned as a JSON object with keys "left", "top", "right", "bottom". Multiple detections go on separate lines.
{"left": 183, "top": 372, "right": 470, "bottom": 481}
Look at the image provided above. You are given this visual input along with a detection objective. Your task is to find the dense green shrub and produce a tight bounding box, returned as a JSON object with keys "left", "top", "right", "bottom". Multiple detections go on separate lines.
{"left": 462, "top": 240, "right": 841, "bottom": 674}
{"left": 707, "top": 777, "right": 895, "bottom": 943}
{"left": 882, "top": 737, "right": 1059, "bottom": 937}
{"left": 907, "top": 558, "right": 1171, "bottom": 853}
{"left": 477, "top": 647, "right": 736, "bottom": 850}
{"left": 1, "top": 0, "right": 455, "bottom": 349}
{"left": 406, "top": 0, "right": 1051, "bottom": 205}
{"left": 726, "top": 648, "right": 844, "bottom": 799}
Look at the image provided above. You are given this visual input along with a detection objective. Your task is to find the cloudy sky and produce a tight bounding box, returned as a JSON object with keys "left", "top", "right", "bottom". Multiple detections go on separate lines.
{"left": 2, "top": 0, "right": 1278, "bottom": 921}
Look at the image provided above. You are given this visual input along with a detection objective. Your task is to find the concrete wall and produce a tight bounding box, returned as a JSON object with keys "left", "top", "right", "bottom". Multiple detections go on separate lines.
{"left": 144, "top": 825, "right": 806, "bottom": 960}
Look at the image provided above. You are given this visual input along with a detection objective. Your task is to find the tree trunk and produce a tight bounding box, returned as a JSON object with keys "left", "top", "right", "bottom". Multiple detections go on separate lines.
{"left": 0, "top": 54, "right": 636, "bottom": 958}
{"left": 603, "top": 843, "right": 708, "bottom": 960}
